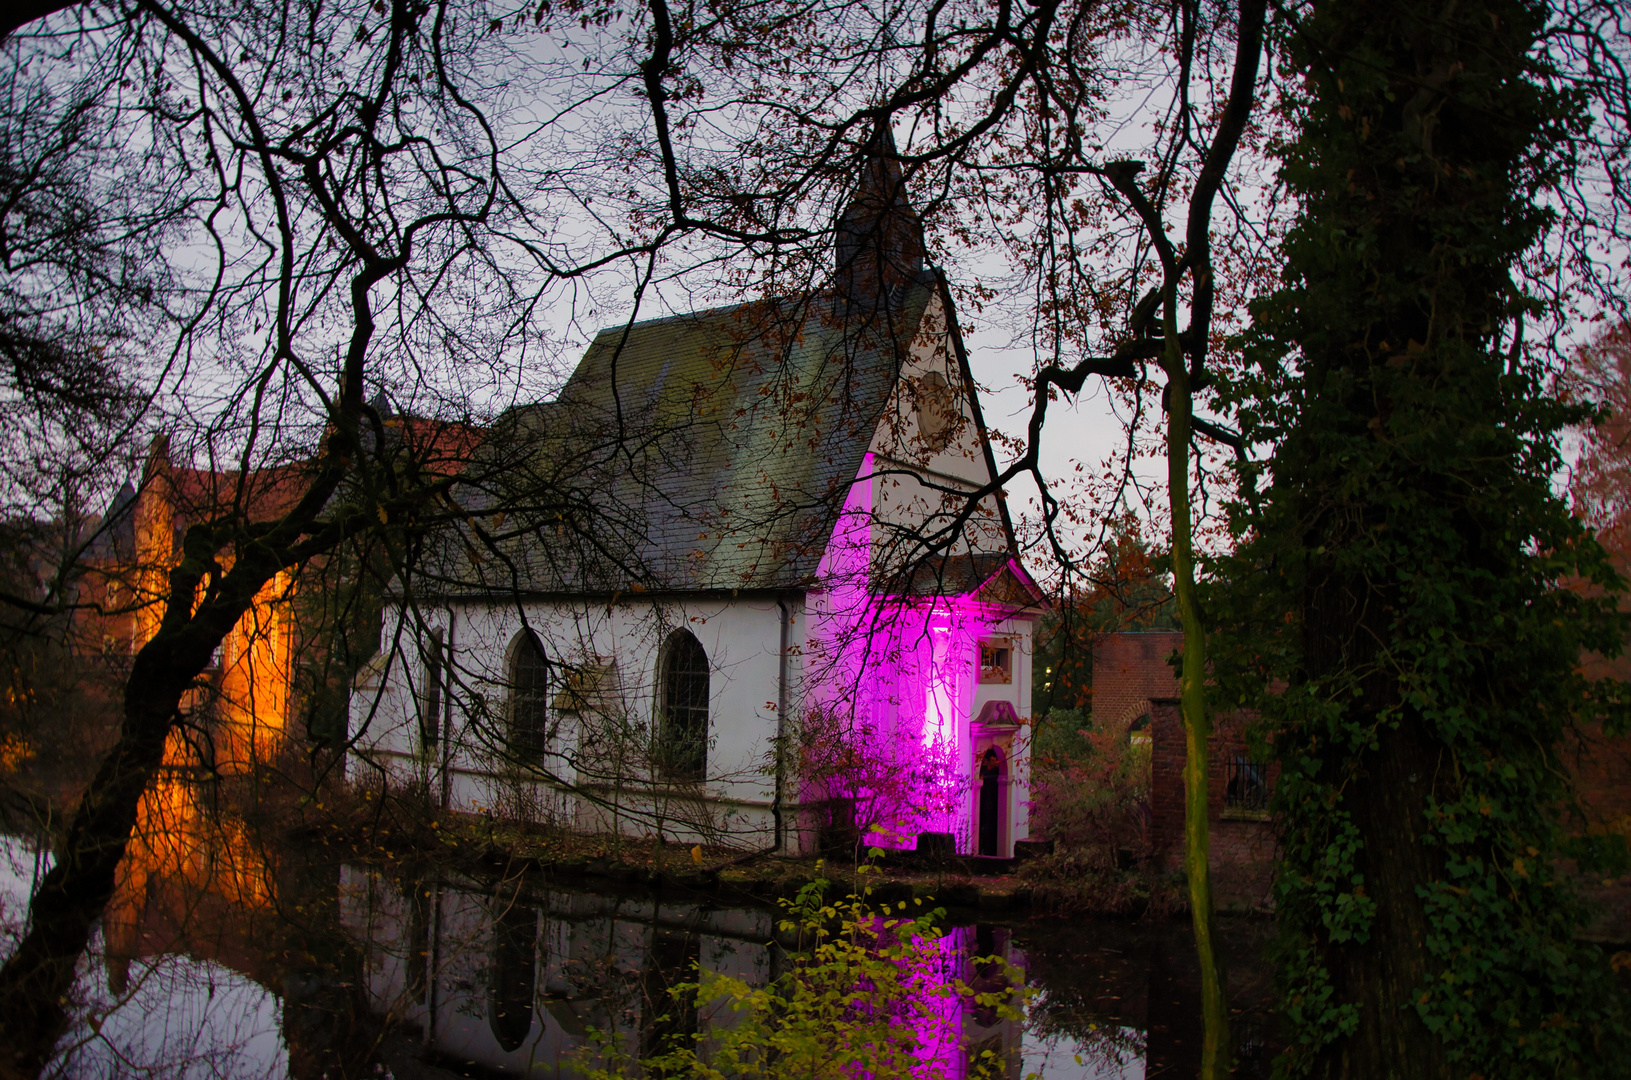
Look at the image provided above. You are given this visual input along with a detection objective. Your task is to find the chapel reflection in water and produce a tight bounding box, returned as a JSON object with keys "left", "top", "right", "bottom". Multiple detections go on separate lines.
{"left": 339, "top": 869, "right": 1148, "bottom": 1080}
{"left": 35, "top": 778, "right": 1270, "bottom": 1079}
{"left": 20, "top": 772, "right": 385, "bottom": 1080}
{"left": 343, "top": 867, "right": 788, "bottom": 1075}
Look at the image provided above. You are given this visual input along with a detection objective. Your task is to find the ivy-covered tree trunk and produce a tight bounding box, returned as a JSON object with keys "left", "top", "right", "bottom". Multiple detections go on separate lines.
{"left": 1218, "top": 0, "right": 1631, "bottom": 1076}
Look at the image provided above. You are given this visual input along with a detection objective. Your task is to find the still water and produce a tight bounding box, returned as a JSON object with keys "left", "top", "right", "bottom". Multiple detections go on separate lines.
{"left": 0, "top": 825, "right": 1275, "bottom": 1079}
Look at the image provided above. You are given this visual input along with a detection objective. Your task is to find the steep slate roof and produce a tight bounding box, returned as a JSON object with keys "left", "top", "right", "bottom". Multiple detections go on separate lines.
{"left": 85, "top": 482, "right": 137, "bottom": 564}
{"left": 428, "top": 276, "right": 941, "bottom": 595}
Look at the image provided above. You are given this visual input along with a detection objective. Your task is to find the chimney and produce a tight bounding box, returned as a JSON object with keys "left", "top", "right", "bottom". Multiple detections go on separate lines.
{"left": 833, "top": 124, "right": 926, "bottom": 306}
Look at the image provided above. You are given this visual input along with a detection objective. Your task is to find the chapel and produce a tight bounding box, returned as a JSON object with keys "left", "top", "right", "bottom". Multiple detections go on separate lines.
{"left": 347, "top": 130, "right": 1043, "bottom": 857}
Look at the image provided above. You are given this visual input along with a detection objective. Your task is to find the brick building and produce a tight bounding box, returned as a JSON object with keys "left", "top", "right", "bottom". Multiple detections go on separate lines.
{"left": 1094, "top": 630, "right": 1631, "bottom": 926}
{"left": 1091, "top": 632, "right": 1275, "bottom": 910}
{"left": 1567, "top": 649, "right": 1631, "bottom": 939}
{"left": 82, "top": 437, "right": 309, "bottom": 772}
{"left": 80, "top": 412, "right": 480, "bottom": 769}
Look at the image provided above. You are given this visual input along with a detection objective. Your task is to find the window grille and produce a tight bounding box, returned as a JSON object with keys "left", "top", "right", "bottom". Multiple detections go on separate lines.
{"left": 1225, "top": 754, "right": 1269, "bottom": 812}
{"left": 657, "top": 630, "right": 709, "bottom": 781}
{"left": 509, "top": 631, "right": 549, "bottom": 756}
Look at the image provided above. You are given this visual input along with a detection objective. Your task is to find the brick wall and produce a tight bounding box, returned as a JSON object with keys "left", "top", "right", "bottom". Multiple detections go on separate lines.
{"left": 1103, "top": 629, "right": 1631, "bottom": 919}
{"left": 1554, "top": 649, "right": 1631, "bottom": 939}
{"left": 1571, "top": 650, "right": 1631, "bottom": 836}
{"left": 1149, "top": 698, "right": 1277, "bottom": 910}
{"left": 1569, "top": 719, "right": 1631, "bottom": 834}
{"left": 1091, "top": 631, "right": 1183, "bottom": 729}
{"left": 1090, "top": 632, "right": 1278, "bottom": 909}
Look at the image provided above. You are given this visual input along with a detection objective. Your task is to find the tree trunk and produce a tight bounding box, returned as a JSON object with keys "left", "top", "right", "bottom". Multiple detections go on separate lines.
{"left": 1228, "top": 0, "right": 1613, "bottom": 1073}
{"left": 1300, "top": 561, "right": 1448, "bottom": 1079}
{"left": 1326, "top": 722, "right": 1445, "bottom": 1076}
{"left": 1163, "top": 291, "right": 1230, "bottom": 1079}
{"left": 0, "top": 558, "right": 259, "bottom": 1077}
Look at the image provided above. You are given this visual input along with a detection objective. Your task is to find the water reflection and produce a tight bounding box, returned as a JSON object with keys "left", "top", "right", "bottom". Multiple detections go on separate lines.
{"left": 1, "top": 775, "right": 384, "bottom": 1079}
{"left": 1, "top": 833, "right": 289, "bottom": 1079}
{"left": 103, "top": 770, "right": 278, "bottom": 998}
{"left": 2, "top": 786, "right": 1275, "bottom": 1077}
{"left": 341, "top": 867, "right": 784, "bottom": 1074}
{"left": 337, "top": 870, "right": 1226, "bottom": 1079}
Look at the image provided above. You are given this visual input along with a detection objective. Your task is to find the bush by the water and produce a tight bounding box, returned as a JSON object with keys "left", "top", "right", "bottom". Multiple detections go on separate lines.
{"left": 1023, "top": 709, "right": 1170, "bottom": 914}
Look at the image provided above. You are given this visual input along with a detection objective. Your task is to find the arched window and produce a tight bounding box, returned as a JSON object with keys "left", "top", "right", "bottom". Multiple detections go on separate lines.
{"left": 657, "top": 630, "right": 709, "bottom": 781}
{"left": 419, "top": 628, "right": 444, "bottom": 747}
{"left": 489, "top": 904, "right": 538, "bottom": 1052}
{"left": 508, "top": 631, "right": 549, "bottom": 756}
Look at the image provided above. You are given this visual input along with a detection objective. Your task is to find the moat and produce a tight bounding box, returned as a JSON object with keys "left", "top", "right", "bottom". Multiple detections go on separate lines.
{"left": 0, "top": 801, "right": 1279, "bottom": 1079}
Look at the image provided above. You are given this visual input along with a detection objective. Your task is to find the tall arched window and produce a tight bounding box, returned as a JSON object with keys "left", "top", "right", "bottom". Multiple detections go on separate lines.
{"left": 508, "top": 630, "right": 549, "bottom": 756}
{"left": 489, "top": 904, "right": 538, "bottom": 1052}
{"left": 657, "top": 630, "right": 709, "bottom": 781}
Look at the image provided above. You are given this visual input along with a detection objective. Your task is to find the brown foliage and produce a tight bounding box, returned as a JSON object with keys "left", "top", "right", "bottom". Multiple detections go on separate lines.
{"left": 1569, "top": 321, "right": 1631, "bottom": 561}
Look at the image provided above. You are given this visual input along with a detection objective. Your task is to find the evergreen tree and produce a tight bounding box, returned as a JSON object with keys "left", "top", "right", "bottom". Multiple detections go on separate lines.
{"left": 1214, "top": 0, "right": 1631, "bottom": 1075}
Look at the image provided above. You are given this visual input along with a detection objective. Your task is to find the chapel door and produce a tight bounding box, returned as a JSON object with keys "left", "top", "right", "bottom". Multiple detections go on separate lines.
{"left": 978, "top": 747, "right": 1004, "bottom": 856}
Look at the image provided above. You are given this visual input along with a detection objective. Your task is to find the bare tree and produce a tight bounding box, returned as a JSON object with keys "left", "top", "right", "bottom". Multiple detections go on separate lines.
{"left": 17, "top": 0, "right": 1624, "bottom": 1074}
{"left": 0, "top": 0, "right": 1287, "bottom": 1071}
{"left": 0, "top": 0, "right": 706, "bottom": 1066}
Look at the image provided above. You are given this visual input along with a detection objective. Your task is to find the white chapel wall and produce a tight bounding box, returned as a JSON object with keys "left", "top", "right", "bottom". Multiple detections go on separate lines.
{"left": 348, "top": 591, "right": 808, "bottom": 849}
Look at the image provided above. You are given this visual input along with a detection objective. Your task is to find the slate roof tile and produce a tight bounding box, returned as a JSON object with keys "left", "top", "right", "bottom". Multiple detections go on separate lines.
{"left": 424, "top": 278, "right": 938, "bottom": 595}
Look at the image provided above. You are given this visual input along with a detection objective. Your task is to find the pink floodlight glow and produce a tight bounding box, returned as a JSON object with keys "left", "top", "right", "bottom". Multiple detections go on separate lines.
{"left": 906, "top": 927, "right": 971, "bottom": 1080}
{"left": 803, "top": 453, "right": 1037, "bottom": 859}
{"left": 923, "top": 622, "right": 954, "bottom": 749}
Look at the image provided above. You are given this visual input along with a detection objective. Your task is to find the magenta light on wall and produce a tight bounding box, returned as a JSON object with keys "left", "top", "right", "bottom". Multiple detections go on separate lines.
{"left": 924, "top": 621, "right": 954, "bottom": 749}
{"left": 807, "top": 450, "right": 1028, "bottom": 855}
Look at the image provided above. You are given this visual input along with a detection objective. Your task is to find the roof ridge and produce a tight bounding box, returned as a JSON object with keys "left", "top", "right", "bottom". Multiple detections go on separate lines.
{"left": 588, "top": 294, "right": 792, "bottom": 338}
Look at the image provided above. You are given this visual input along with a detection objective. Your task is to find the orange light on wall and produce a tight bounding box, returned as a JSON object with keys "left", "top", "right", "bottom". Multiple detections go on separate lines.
{"left": 215, "top": 569, "right": 295, "bottom": 772}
